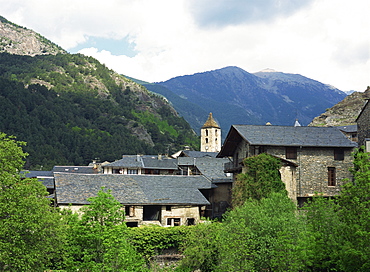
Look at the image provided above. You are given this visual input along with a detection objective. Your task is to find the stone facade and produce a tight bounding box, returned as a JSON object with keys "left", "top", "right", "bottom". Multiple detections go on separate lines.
{"left": 201, "top": 113, "right": 221, "bottom": 152}
{"left": 225, "top": 127, "right": 353, "bottom": 201}
{"left": 60, "top": 204, "right": 201, "bottom": 227}
{"left": 357, "top": 100, "right": 370, "bottom": 150}
{"left": 228, "top": 139, "right": 354, "bottom": 200}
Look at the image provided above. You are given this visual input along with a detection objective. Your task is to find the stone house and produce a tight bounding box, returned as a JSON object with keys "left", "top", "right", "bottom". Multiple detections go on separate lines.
{"left": 217, "top": 125, "right": 357, "bottom": 205}
{"left": 102, "top": 155, "right": 178, "bottom": 175}
{"left": 356, "top": 99, "right": 370, "bottom": 151}
{"left": 54, "top": 172, "right": 212, "bottom": 227}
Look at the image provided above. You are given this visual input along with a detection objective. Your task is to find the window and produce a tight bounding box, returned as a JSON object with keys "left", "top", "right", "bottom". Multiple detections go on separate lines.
{"left": 328, "top": 167, "right": 336, "bottom": 186}
{"left": 252, "top": 146, "right": 265, "bottom": 156}
{"left": 286, "top": 147, "right": 297, "bottom": 159}
{"left": 125, "top": 206, "right": 135, "bottom": 217}
{"left": 205, "top": 129, "right": 208, "bottom": 136}
{"left": 167, "top": 218, "right": 181, "bottom": 226}
{"left": 143, "top": 205, "right": 161, "bottom": 221}
{"left": 166, "top": 205, "right": 171, "bottom": 211}
{"left": 334, "top": 149, "right": 344, "bottom": 160}
{"left": 205, "top": 138, "right": 208, "bottom": 143}
{"left": 186, "top": 218, "right": 195, "bottom": 226}
{"left": 127, "top": 169, "right": 138, "bottom": 174}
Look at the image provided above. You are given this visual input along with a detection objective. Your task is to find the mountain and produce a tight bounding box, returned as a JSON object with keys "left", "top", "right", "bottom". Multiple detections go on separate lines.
{"left": 0, "top": 16, "right": 198, "bottom": 170}
{"left": 309, "top": 86, "right": 370, "bottom": 127}
{"left": 0, "top": 16, "right": 65, "bottom": 56}
{"left": 145, "top": 66, "right": 346, "bottom": 134}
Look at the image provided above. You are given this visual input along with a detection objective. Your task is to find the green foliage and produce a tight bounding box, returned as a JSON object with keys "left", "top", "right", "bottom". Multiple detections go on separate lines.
{"left": 178, "top": 222, "right": 222, "bottom": 272}
{"left": 218, "top": 192, "right": 306, "bottom": 272}
{"left": 64, "top": 188, "right": 147, "bottom": 271}
{"left": 127, "top": 225, "right": 189, "bottom": 259}
{"left": 0, "top": 132, "right": 65, "bottom": 271}
{"left": 0, "top": 52, "right": 199, "bottom": 169}
{"left": 302, "top": 196, "right": 343, "bottom": 270}
{"left": 232, "top": 153, "right": 286, "bottom": 207}
{"left": 336, "top": 149, "right": 370, "bottom": 271}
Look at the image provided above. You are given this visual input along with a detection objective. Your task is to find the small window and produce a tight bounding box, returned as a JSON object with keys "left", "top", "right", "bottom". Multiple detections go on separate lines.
{"left": 126, "top": 222, "right": 138, "bottom": 227}
{"left": 334, "top": 149, "right": 344, "bottom": 160}
{"left": 286, "top": 147, "right": 297, "bottom": 159}
{"left": 125, "top": 206, "right": 135, "bottom": 217}
{"left": 253, "top": 146, "right": 265, "bottom": 156}
{"left": 205, "top": 129, "right": 208, "bottom": 137}
{"left": 186, "top": 218, "right": 195, "bottom": 226}
{"left": 166, "top": 205, "right": 171, "bottom": 211}
{"left": 127, "top": 169, "right": 138, "bottom": 175}
{"left": 205, "top": 138, "right": 208, "bottom": 143}
{"left": 328, "top": 167, "right": 336, "bottom": 186}
{"left": 167, "top": 218, "right": 181, "bottom": 226}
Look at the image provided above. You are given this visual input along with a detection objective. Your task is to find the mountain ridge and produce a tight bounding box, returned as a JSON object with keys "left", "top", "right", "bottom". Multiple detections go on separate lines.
{"left": 143, "top": 66, "right": 347, "bottom": 134}
{"left": 0, "top": 16, "right": 198, "bottom": 169}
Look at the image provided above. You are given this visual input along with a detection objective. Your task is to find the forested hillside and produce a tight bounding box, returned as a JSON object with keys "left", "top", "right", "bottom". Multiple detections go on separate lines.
{"left": 0, "top": 52, "right": 198, "bottom": 170}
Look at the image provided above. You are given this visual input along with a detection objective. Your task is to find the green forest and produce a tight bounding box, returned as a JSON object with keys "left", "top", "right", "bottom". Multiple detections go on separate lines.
{"left": 1, "top": 134, "right": 370, "bottom": 271}
{"left": 0, "top": 52, "right": 199, "bottom": 170}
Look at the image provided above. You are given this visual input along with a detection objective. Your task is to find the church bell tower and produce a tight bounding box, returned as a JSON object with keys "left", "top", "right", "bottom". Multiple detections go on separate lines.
{"left": 201, "top": 112, "right": 221, "bottom": 152}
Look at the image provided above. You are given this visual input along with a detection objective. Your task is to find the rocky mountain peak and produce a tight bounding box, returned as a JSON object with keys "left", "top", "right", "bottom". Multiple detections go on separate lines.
{"left": 0, "top": 16, "right": 66, "bottom": 56}
{"left": 309, "top": 86, "right": 370, "bottom": 127}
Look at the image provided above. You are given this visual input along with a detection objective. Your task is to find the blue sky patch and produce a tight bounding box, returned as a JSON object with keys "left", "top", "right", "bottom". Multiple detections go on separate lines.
{"left": 70, "top": 35, "right": 138, "bottom": 57}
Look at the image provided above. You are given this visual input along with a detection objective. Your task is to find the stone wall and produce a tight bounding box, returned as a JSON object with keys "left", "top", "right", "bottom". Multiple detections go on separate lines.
{"left": 266, "top": 146, "right": 353, "bottom": 197}
{"left": 233, "top": 140, "right": 354, "bottom": 199}
{"left": 357, "top": 101, "right": 370, "bottom": 148}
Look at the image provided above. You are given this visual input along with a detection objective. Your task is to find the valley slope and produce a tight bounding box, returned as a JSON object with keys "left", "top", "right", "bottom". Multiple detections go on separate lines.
{"left": 143, "top": 67, "right": 347, "bottom": 134}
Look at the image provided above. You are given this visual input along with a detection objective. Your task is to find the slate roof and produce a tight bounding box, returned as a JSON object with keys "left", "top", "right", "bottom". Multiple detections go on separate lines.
{"left": 103, "top": 155, "right": 178, "bottom": 170}
{"left": 141, "top": 157, "right": 178, "bottom": 170}
{"left": 53, "top": 166, "right": 98, "bottom": 174}
{"left": 335, "top": 125, "right": 357, "bottom": 133}
{"left": 177, "top": 157, "right": 232, "bottom": 182}
{"left": 22, "top": 171, "right": 54, "bottom": 189}
{"left": 103, "top": 155, "right": 144, "bottom": 168}
{"left": 180, "top": 150, "right": 218, "bottom": 158}
{"left": 218, "top": 125, "right": 357, "bottom": 157}
{"left": 54, "top": 173, "right": 211, "bottom": 206}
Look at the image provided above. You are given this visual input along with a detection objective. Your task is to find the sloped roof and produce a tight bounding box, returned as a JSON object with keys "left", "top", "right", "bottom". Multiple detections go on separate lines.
{"left": 177, "top": 157, "right": 232, "bottom": 182}
{"left": 141, "top": 157, "right": 178, "bottom": 170}
{"left": 335, "top": 124, "right": 357, "bottom": 133}
{"left": 218, "top": 125, "right": 357, "bottom": 157}
{"left": 355, "top": 99, "right": 369, "bottom": 122}
{"left": 180, "top": 150, "right": 218, "bottom": 158}
{"left": 103, "top": 155, "right": 178, "bottom": 170}
{"left": 54, "top": 173, "right": 211, "bottom": 205}
{"left": 53, "top": 166, "right": 98, "bottom": 174}
{"left": 202, "top": 112, "right": 220, "bottom": 129}
{"left": 103, "top": 155, "right": 144, "bottom": 168}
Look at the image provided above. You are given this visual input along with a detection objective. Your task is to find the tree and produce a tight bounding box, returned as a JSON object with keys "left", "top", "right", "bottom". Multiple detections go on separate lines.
{"left": 65, "top": 188, "right": 148, "bottom": 271}
{"left": 0, "top": 132, "right": 64, "bottom": 271}
{"left": 178, "top": 222, "right": 222, "bottom": 272}
{"left": 218, "top": 192, "right": 306, "bottom": 272}
{"left": 336, "top": 149, "right": 370, "bottom": 271}
{"left": 232, "top": 153, "right": 286, "bottom": 207}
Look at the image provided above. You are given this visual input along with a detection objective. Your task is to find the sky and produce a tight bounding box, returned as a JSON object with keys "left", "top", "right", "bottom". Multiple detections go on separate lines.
{"left": 1, "top": 0, "right": 369, "bottom": 92}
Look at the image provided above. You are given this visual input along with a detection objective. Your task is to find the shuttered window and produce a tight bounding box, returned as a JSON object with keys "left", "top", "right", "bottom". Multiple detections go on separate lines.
{"left": 286, "top": 147, "right": 297, "bottom": 159}
{"left": 328, "top": 167, "right": 336, "bottom": 186}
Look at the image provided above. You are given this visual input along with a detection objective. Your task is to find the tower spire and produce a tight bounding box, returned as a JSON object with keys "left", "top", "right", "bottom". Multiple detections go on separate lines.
{"left": 201, "top": 113, "right": 221, "bottom": 152}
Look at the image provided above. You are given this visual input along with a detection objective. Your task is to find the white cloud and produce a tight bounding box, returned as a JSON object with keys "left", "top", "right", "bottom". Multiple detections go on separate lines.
{"left": 0, "top": 0, "right": 369, "bottom": 91}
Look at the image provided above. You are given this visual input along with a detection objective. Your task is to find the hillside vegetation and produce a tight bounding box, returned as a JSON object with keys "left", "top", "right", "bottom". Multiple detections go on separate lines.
{"left": 0, "top": 15, "right": 199, "bottom": 170}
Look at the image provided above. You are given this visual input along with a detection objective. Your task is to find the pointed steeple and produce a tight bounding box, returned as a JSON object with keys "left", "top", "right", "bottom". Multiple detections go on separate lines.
{"left": 201, "top": 113, "right": 221, "bottom": 152}
{"left": 294, "top": 119, "right": 301, "bottom": 127}
{"left": 202, "top": 112, "right": 220, "bottom": 129}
